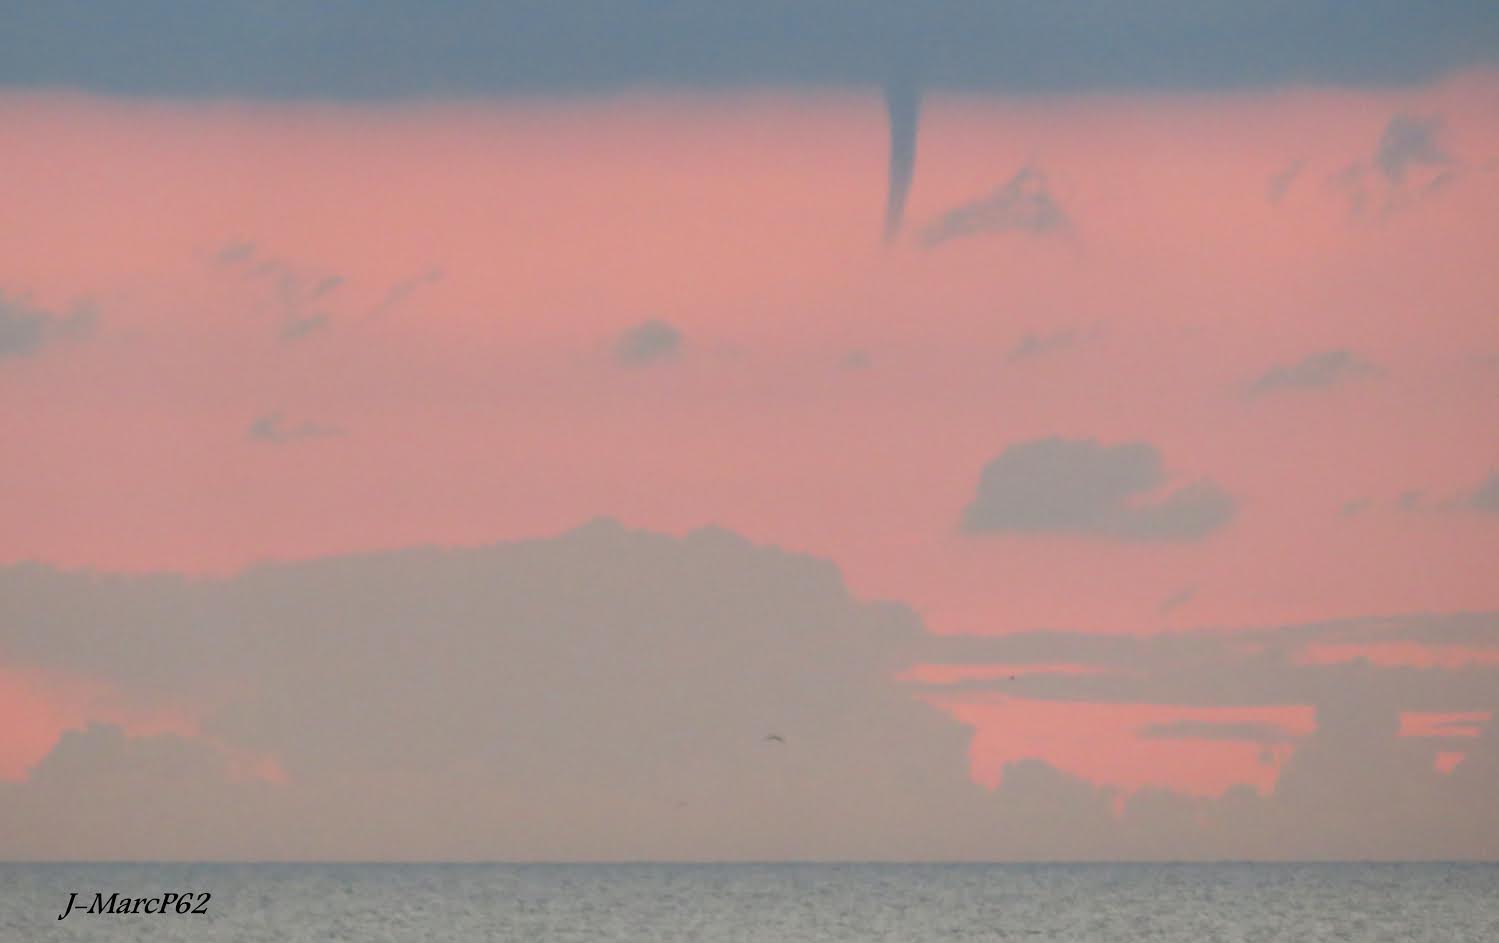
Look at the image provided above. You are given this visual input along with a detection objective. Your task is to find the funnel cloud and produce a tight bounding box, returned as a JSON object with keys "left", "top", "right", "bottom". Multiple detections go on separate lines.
{"left": 883, "top": 74, "right": 921, "bottom": 242}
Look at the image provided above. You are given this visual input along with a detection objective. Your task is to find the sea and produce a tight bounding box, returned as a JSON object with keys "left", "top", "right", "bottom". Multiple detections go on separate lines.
{"left": 2, "top": 862, "right": 1496, "bottom": 942}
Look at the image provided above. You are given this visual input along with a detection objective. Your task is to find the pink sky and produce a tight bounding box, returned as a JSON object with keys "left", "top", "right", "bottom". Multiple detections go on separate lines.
{"left": 2, "top": 73, "right": 1498, "bottom": 800}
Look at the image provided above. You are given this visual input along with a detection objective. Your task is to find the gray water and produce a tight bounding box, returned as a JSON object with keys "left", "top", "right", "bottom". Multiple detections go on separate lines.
{"left": 2, "top": 862, "right": 1496, "bottom": 942}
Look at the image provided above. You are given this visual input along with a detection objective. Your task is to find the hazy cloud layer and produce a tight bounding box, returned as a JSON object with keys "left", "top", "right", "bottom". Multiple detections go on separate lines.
{"left": 920, "top": 168, "right": 1068, "bottom": 247}
{"left": 1138, "top": 720, "right": 1298, "bottom": 744}
{"left": 3, "top": 3, "right": 1496, "bottom": 97}
{"left": 921, "top": 611, "right": 1499, "bottom": 709}
{"left": 962, "top": 438, "right": 1235, "bottom": 540}
{"left": 1, "top": 524, "right": 1496, "bottom": 859}
{"left": 0, "top": 293, "right": 94, "bottom": 361}
{"left": 616, "top": 319, "right": 682, "bottom": 367}
{"left": 1249, "top": 349, "right": 1383, "bottom": 395}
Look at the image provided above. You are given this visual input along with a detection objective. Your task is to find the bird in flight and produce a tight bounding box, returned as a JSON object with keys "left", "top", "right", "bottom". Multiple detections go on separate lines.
{"left": 763, "top": 734, "right": 785, "bottom": 744}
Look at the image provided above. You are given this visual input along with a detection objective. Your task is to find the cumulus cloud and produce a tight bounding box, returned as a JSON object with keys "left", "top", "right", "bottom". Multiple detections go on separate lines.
{"left": 247, "top": 411, "right": 343, "bottom": 443}
{"left": 0, "top": 521, "right": 980, "bottom": 860}
{"left": 912, "top": 608, "right": 1499, "bottom": 858}
{"left": 961, "top": 438, "right": 1235, "bottom": 541}
{"left": 0, "top": 292, "right": 95, "bottom": 361}
{"left": 920, "top": 168, "right": 1068, "bottom": 247}
{"left": 0, "top": 725, "right": 286, "bottom": 861}
{"left": 1248, "top": 349, "right": 1382, "bottom": 396}
{"left": 615, "top": 319, "right": 682, "bottom": 366}
{"left": 915, "top": 611, "right": 1499, "bottom": 861}
{"left": 1, "top": 525, "right": 1497, "bottom": 859}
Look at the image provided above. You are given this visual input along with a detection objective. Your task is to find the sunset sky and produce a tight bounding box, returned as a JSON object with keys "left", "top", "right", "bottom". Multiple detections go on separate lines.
{"left": 2, "top": 3, "right": 1497, "bottom": 860}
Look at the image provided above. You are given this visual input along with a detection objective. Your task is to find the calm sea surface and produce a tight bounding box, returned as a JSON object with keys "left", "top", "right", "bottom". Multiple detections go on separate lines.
{"left": 2, "top": 862, "right": 1496, "bottom": 942}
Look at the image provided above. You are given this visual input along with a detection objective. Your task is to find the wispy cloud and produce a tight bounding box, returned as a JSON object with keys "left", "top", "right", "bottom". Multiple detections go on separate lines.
{"left": 214, "top": 239, "right": 343, "bottom": 342}
{"left": 367, "top": 267, "right": 443, "bottom": 321}
{"left": 1249, "top": 349, "right": 1382, "bottom": 396}
{"left": 1159, "top": 585, "right": 1199, "bottom": 614}
{"left": 1332, "top": 114, "right": 1462, "bottom": 218}
{"left": 1267, "top": 159, "right": 1306, "bottom": 203}
{"left": 248, "top": 411, "right": 343, "bottom": 444}
{"left": 920, "top": 167, "right": 1068, "bottom": 248}
{"left": 1007, "top": 329, "right": 1079, "bottom": 364}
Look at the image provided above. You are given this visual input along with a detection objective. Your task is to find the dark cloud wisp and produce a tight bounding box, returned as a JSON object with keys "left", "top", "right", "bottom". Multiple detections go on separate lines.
{"left": 1249, "top": 349, "right": 1382, "bottom": 396}
{"left": 0, "top": 293, "right": 95, "bottom": 361}
{"left": 920, "top": 167, "right": 1068, "bottom": 248}
{"left": 615, "top": 319, "right": 682, "bottom": 367}
{"left": 248, "top": 411, "right": 342, "bottom": 444}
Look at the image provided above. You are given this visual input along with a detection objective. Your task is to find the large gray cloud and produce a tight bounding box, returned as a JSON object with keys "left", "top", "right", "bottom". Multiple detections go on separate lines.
{"left": 962, "top": 438, "right": 1236, "bottom": 540}
{"left": 914, "top": 611, "right": 1499, "bottom": 859}
{"left": 1, "top": 523, "right": 1497, "bottom": 860}
{"left": 2, "top": 3, "right": 1496, "bottom": 97}
{"left": 0, "top": 521, "right": 982, "bottom": 860}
